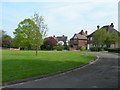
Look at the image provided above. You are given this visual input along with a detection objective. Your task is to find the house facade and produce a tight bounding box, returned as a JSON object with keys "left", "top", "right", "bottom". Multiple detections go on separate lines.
{"left": 70, "top": 23, "right": 120, "bottom": 50}
{"left": 87, "top": 23, "right": 120, "bottom": 49}
{"left": 70, "top": 30, "right": 87, "bottom": 50}
{"left": 53, "top": 35, "right": 68, "bottom": 45}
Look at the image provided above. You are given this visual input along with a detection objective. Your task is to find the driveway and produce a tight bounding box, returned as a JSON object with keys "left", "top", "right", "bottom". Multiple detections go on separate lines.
{"left": 4, "top": 52, "right": 119, "bottom": 88}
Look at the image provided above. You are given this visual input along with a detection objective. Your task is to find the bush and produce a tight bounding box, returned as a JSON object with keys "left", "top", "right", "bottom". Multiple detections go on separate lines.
{"left": 90, "top": 46, "right": 97, "bottom": 51}
{"left": 40, "top": 45, "right": 46, "bottom": 50}
{"left": 107, "top": 48, "right": 120, "bottom": 53}
{"left": 53, "top": 45, "right": 64, "bottom": 51}
{"left": 80, "top": 46, "right": 86, "bottom": 51}
{"left": 40, "top": 45, "right": 54, "bottom": 50}
{"left": 64, "top": 45, "right": 70, "bottom": 50}
{"left": 104, "top": 48, "right": 108, "bottom": 51}
{"left": 98, "top": 48, "right": 104, "bottom": 51}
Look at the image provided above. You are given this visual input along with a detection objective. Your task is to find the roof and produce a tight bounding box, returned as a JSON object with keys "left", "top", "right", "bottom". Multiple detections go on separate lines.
{"left": 87, "top": 24, "right": 120, "bottom": 37}
{"left": 75, "top": 34, "right": 87, "bottom": 39}
{"left": 55, "top": 36, "right": 67, "bottom": 42}
{"left": 70, "top": 30, "right": 88, "bottom": 40}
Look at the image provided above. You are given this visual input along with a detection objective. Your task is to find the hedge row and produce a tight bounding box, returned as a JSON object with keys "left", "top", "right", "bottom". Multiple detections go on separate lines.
{"left": 107, "top": 48, "right": 120, "bottom": 53}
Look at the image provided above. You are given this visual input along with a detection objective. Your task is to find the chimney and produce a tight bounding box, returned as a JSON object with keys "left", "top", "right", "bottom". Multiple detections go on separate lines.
{"left": 53, "top": 35, "right": 55, "bottom": 37}
{"left": 85, "top": 31, "right": 87, "bottom": 35}
{"left": 110, "top": 23, "right": 114, "bottom": 28}
{"left": 80, "top": 30, "right": 84, "bottom": 35}
{"left": 97, "top": 25, "right": 100, "bottom": 30}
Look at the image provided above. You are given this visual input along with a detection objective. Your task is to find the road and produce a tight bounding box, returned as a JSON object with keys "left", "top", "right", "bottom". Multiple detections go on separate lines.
{"left": 4, "top": 52, "right": 119, "bottom": 88}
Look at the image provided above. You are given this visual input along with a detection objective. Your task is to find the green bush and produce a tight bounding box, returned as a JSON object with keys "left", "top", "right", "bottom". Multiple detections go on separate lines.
{"left": 40, "top": 45, "right": 54, "bottom": 50}
{"left": 53, "top": 45, "right": 64, "bottom": 51}
{"left": 90, "top": 46, "right": 97, "bottom": 51}
{"left": 104, "top": 48, "right": 108, "bottom": 51}
{"left": 98, "top": 48, "right": 104, "bottom": 51}
{"left": 107, "top": 48, "right": 120, "bottom": 53}
{"left": 80, "top": 46, "right": 86, "bottom": 51}
{"left": 64, "top": 45, "right": 70, "bottom": 50}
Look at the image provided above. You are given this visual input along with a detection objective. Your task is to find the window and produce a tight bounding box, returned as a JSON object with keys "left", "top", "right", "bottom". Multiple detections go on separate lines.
{"left": 73, "top": 45, "right": 78, "bottom": 48}
{"left": 90, "top": 37, "right": 93, "bottom": 41}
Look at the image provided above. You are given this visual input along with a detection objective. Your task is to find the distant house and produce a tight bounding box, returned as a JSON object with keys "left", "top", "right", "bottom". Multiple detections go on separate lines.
{"left": 70, "top": 30, "right": 87, "bottom": 50}
{"left": 53, "top": 35, "right": 68, "bottom": 45}
{"left": 87, "top": 23, "right": 120, "bottom": 50}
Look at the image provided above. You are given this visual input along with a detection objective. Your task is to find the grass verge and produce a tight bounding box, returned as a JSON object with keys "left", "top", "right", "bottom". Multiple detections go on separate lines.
{"left": 2, "top": 50, "right": 96, "bottom": 82}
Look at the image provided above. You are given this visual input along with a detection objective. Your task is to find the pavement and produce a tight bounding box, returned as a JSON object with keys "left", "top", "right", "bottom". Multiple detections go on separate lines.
{"left": 3, "top": 52, "right": 119, "bottom": 88}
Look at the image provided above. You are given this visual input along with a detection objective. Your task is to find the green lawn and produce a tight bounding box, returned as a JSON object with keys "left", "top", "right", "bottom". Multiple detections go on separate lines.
{"left": 2, "top": 50, "right": 96, "bottom": 82}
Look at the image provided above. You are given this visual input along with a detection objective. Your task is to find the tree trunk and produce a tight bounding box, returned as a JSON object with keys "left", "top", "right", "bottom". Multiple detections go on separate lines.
{"left": 96, "top": 45, "right": 99, "bottom": 52}
{"left": 28, "top": 46, "right": 31, "bottom": 50}
{"left": 36, "top": 46, "right": 38, "bottom": 56}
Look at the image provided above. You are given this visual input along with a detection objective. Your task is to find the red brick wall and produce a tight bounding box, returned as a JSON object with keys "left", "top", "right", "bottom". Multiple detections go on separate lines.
{"left": 70, "top": 40, "right": 78, "bottom": 45}
{"left": 78, "top": 40, "right": 87, "bottom": 47}
{"left": 115, "top": 42, "right": 120, "bottom": 48}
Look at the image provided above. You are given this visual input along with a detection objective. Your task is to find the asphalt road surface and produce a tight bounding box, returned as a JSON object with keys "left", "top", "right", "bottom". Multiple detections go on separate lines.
{"left": 4, "top": 52, "right": 119, "bottom": 88}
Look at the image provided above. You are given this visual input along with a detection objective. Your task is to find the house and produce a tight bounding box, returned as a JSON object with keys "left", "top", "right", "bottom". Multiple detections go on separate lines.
{"left": 70, "top": 30, "right": 87, "bottom": 50}
{"left": 53, "top": 35, "right": 68, "bottom": 45}
{"left": 87, "top": 23, "right": 120, "bottom": 50}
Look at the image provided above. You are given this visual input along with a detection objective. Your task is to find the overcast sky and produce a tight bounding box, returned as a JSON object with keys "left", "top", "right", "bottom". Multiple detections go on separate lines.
{"left": 0, "top": 0, "right": 119, "bottom": 39}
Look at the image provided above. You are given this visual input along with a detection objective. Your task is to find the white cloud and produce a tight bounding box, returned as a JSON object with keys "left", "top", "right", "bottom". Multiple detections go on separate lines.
{"left": 1, "top": 1, "right": 118, "bottom": 38}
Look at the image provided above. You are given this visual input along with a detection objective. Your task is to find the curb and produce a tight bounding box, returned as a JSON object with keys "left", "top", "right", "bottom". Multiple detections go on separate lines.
{"left": 2, "top": 55, "right": 99, "bottom": 87}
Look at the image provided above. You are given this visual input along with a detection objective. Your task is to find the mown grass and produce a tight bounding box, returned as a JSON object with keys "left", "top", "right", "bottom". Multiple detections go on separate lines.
{"left": 2, "top": 50, "right": 96, "bottom": 82}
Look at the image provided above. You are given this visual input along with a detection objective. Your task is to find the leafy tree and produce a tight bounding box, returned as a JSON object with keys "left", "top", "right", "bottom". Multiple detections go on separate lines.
{"left": 44, "top": 37, "right": 57, "bottom": 50}
{"left": 93, "top": 28, "right": 107, "bottom": 49}
{"left": 1, "top": 30, "right": 11, "bottom": 39}
{"left": 105, "top": 31, "right": 118, "bottom": 48}
{"left": 0, "top": 30, "right": 12, "bottom": 48}
{"left": 32, "top": 12, "right": 48, "bottom": 38}
{"left": 13, "top": 18, "right": 42, "bottom": 56}
{"left": 2, "top": 39, "right": 11, "bottom": 48}
{"left": 93, "top": 28, "right": 119, "bottom": 50}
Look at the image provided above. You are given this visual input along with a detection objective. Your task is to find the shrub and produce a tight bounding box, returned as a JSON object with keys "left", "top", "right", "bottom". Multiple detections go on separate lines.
{"left": 98, "top": 48, "right": 104, "bottom": 51}
{"left": 40, "top": 45, "right": 46, "bottom": 50}
{"left": 40, "top": 45, "right": 54, "bottom": 50}
{"left": 104, "top": 48, "right": 108, "bottom": 51}
{"left": 90, "top": 46, "right": 97, "bottom": 51}
{"left": 53, "top": 45, "right": 64, "bottom": 51}
{"left": 44, "top": 37, "right": 57, "bottom": 47}
{"left": 64, "top": 45, "right": 70, "bottom": 50}
{"left": 80, "top": 46, "right": 86, "bottom": 51}
{"left": 107, "top": 48, "right": 120, "bottom": 53}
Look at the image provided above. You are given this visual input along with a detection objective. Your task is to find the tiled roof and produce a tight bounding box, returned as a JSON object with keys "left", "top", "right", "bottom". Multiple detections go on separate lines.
{"left": 87, "top": 24, "right": 120, "bottom": 37}
{"left": 55, "top": 36, "right": 67, "bottom": 42}
{"left": 76, "top": 34, "right": 87, "bottom": 39}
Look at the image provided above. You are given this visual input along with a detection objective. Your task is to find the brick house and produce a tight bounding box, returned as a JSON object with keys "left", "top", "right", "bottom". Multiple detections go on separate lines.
{"left": 70, "top": 30, "right": 87, "bottom": 50}
{"left": 87, "top": 23, "right": 120, "bottom": 50}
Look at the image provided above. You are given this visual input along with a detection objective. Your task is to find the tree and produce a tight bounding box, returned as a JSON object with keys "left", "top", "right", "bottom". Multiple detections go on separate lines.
{"left": 93, "top": 28, "right": 107, "bottom": 50}
{"left": 13, "top": 18, "right": 42, "bottom": 56}
{"left": 1, "top": 30, "right": 11, "bottom": 39}
{"left": 0, "top": 30, "right": 12, "bottom": 48}
{"left": 44, "top": 37, "right": 57, "bottom": 50}
{"left": 93, "top": 28, "right": 119, "bottom": 50}
{"left": 32, "top": 12, "right": 48, "bottom": 39}
{"left": 2, "top": 38, "right": 11, "bottom": 48}
{"left": 105, "top": 31, "right": 118, "bottom": 48}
